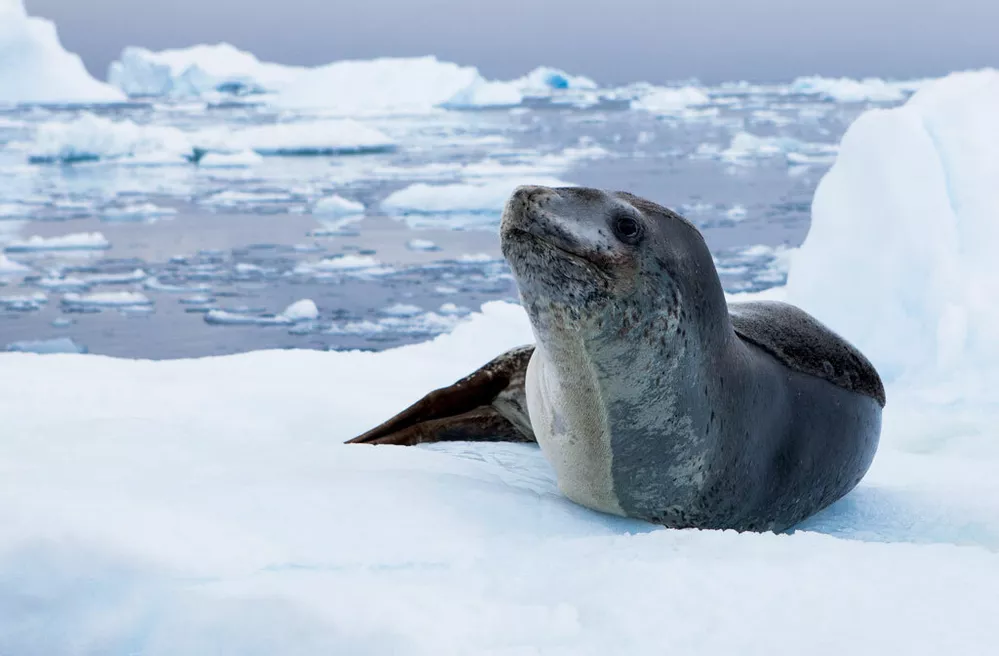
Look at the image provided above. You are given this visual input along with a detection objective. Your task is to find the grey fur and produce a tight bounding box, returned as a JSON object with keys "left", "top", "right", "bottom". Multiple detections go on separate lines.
{"left": 501, "top": 185, "right": 883, "bottom": 532}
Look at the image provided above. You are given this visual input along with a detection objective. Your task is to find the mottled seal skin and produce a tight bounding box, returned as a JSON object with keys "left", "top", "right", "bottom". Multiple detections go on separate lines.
{"left": 350, "top": 186, "right": 884, "bottom": 533}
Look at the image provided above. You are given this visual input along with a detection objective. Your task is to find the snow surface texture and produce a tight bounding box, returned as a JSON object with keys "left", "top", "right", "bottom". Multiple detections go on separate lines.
{"left": 786, "top": 69, "right": 999, "bottom": 455}
{"left": 2, "top": 299, "right": 999, "bottom": 655}
{"left": 0, "top": 0, "right": 124, "bottom": 104}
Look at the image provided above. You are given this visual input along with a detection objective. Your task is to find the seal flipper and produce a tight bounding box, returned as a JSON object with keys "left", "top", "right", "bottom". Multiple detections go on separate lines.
{"left": 347, "top": 345, "right": 536, "bottom": 446}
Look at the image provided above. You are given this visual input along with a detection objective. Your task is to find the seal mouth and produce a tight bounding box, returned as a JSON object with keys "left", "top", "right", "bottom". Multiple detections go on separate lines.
{"left": 503, "top": 227, "right": 610, "bottom": 276}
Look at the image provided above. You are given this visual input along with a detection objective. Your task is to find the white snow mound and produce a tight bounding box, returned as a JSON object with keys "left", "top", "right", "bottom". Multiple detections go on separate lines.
{"left": 0, "top": 0, "right": 124, "bottom": 104}
{"left": 1, "top": 300, "right": 999, "bottom": 654}
{"left": 786, "top": 69, "right": 999, "bottom": 453}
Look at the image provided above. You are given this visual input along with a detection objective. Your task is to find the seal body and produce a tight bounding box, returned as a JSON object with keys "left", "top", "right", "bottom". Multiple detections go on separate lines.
{"left": 350, "top": 185, "right": 884, "bottom": 532}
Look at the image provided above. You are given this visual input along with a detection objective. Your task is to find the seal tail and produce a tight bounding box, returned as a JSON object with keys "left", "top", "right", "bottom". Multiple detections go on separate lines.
{"left": 346, "top": 346, "right": 537, "bottom": 446}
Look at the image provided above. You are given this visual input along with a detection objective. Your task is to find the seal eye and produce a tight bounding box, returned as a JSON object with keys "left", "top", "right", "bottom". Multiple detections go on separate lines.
{"left": 611, "top": 213, "right": 643, "bottom": 244}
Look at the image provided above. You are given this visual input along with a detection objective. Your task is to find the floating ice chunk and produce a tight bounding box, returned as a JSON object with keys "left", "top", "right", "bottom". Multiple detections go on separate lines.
{"left": 5, "top": 232, "right": 110, "bottom": 252}
{"left": 109, "top": 43, "right": 306, "bottom": 97}
{"left": 274, "top": 56, "right": 481, "bottom": 113}
{"left": 37, "top": 276, "right": 89, "bottom": 291}
{"left": 201, "top": 190, "right": 292, "bottom": 208}
{"left": 789, "top": 76, "right": 916, "bottom": 103}
{"left": 406, "top": 239, "right": 439, "bottom": 252}
{"left": 204, "top": 309, "right": 293, "bottom": 326}
{"left": 0, "top": 1, "right": 124, "bottom": 104}
{"left": 281, "top": 299, "right": 319, "bottom": 322}
{"left": 443, "top": 79, "right": 523, "bottom": 109}
{"left": 312, "top": 195, "right": 365, "bottom": 216}
{"left": 630, "top": 86, "right": 710, "bottom": 114}
{"left": 787, "top": 70, "right": 999, "bottom": 389}
{"left": 102, "top": 203, "right": 177, "bottom": 222}
{"left": 197, "top": 150, "right": 264, "bottom": 168}
{"left": 0, "top": 254, "right": 29, "bottom": 274}
{"left": 457, "top": 253, "right": 500, "bottom": 263}
{"left": 328, "top": 310, "right": 464, "bottom": 336}
{"left": 725, "top": 205, "right": 748, "bottom": 221}
{"left": 720, "top": 132, "right": 838, "bottom": 165}
{"left": 382, "top": 177, "right": 574, "bottom": 217}
{"left": 83, "top": 269, "right": 147, "bottom": 285}
{"left": 231, "top": 120, "right": 395, "bottom": 156}
{"left": 380, "top": 303, "right": 423, "bottom": 317}
{"left": 62, "top": 291, "right": 152, "bottom": 308}
{"left": 28, "top": 114, "right": 193, "bottom": 164}
{"left": 5, "top": 337, "right": 86, "bottom": 354}
{"left": 297, "top": 254, "right": 382, "bottom": 272}
{"left": 0, "top": 292, "right": 46, "bottom": 310}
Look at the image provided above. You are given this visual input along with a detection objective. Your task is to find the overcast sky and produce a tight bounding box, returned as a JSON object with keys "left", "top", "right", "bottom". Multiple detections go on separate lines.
{"left": 28, "top": 0, "right": 999, "bottom": 85}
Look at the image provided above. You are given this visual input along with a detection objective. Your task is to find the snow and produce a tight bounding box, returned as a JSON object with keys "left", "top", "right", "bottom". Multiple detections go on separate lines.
{"left": 281, "top": 299, "right": 319, "bottom": 322}
{"left": 0, "top": 0, "right": 124, "bottom": 104}
{"left": 108, "top": 43, "right": 306, "bottom": 97}
{"left": 4, "top": 231, "right": 110, "bottom": 252}
{"left": 1, "top": 299, "right": 999, "bottom": 654}
{"left": 274, "top": 56, "right": 481, "bottom": 113}
{"left": 312, "top": 194, "right": 365, "bottom": 216}
{"left": 787, "top": 70, "right": 999, "bottom": 383}
{"left": 28, "top": 113, "right": 193, "bottom": 164}
{"left": 381, "top": 177, "right": 574, "bottom": 222}
{"left": 631, "top": 85, "right": 710, "bottom": 114}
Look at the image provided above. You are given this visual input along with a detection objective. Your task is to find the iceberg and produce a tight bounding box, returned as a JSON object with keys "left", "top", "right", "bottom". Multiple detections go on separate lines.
{"left": 786, "top": 69, "right": 999, "bottom": 453}
{"left": 108, "top": 43, "right": 306, "bottom": 97}
{"left": 273, "top": 56, "right": 482, "bottom": 113}
{"left": 0, "top": 0, "right": 124, "bottom": 104}
{"left": 442, "top": 78, "right": 524, "bottom": 109}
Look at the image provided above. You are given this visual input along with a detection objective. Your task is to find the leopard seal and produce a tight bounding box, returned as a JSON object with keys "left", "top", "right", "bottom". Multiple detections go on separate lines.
{"left": 349, "top": 185, "right": 884, "bottom": 532}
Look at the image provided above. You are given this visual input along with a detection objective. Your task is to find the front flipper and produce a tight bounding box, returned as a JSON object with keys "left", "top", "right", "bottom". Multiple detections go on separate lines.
{"left": 347, "top": 345, "right": 536, "bottom": 446}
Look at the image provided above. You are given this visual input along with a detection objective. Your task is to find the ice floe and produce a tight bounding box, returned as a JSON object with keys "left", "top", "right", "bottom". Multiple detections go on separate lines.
{"left": 4, "top": 232, "right": 110, "bottom": 252}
